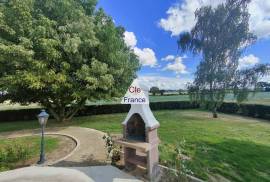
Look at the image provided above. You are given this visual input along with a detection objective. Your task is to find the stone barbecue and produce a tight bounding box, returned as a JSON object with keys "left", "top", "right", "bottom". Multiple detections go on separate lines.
{"left": 115, "top": 84, "right": 160, "bottom": 180}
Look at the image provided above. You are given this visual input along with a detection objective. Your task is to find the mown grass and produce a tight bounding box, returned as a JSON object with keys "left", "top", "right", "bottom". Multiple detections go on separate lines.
{"left": 0, "top": 110, "right": 269, "bottom": 181}
{"left": 0, "top": 136, "right": 59, "bottom": 171}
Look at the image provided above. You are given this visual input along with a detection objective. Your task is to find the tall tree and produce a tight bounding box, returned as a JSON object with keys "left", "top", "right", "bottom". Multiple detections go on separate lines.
{"left": 150, "top": 86, "right": 160, "bottom": 96}
{"left": 178, "top": 0, "right": 269, "bottom": 118}
{"left": 0, "top": 0, "right": 140, "bottom": 122}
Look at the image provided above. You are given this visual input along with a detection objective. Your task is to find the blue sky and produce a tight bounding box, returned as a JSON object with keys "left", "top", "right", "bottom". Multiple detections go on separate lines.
{"left": 98, "top": 0, "right": 270, "bottom": 89}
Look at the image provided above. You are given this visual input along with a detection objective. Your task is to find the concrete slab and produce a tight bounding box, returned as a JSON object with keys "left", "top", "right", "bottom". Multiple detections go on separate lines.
{"left": 0, "top": 166, "right": 142, "bottom": 182}
{"left": 71, "top": 166, "right": 142, "bottom": 182}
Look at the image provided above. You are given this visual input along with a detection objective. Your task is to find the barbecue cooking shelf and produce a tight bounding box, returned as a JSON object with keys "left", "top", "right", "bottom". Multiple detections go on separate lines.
{"left": 115, "top": 138, "right": 151, "bottom": 152}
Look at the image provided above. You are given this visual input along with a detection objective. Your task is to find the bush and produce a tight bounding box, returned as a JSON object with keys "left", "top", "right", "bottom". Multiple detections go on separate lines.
{"left": 159, "top": 140, "right": 193, "bottom": 182}
{"left": 0, "top": 141, "right": 31, "bottom": 171}
{"left": 102, "top": 134, "right": 121, "bottom": 165}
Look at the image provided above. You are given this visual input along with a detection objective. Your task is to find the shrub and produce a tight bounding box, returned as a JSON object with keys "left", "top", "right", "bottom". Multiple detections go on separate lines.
{"left": 102, "top": 134, "right": 121, "bottom": 165}
{"left": 0, "top": 141, "right": 31, "bottom": 171}
{"left": 159, "top": 140, "right": 193, "bottom": 182}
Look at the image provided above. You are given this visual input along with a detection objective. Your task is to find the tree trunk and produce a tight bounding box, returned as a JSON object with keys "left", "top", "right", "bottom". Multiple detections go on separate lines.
{"left": 42, "top": 98, "right": 87, "bottom": 122}
{"left": 46, "top": 99, "right": 86, "bottom": 122}
{"left": 212, "top": 106, "right": 218, "bottom": 118}
{"left": 46, "top": 106, "right": 73, "bottom": 122}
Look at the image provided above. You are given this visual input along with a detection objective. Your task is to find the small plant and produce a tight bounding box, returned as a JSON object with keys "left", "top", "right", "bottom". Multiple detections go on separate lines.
{"left": 160, "top": 139, "right": 193, "bottom": 181}
{"left": 102, "top": 134, "right": 121, "bottom": 165}
{"left": 0, "top": 141, "right": 31, "bottom": 171}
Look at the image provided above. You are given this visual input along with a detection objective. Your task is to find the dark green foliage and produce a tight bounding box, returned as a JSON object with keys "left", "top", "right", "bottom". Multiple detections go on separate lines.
{"left": 0, "top": 101, "right": 199, "bottom": 122}
{"left": 217, "top": 102, "right": 270, "bottom": 120}
{"left": 160, "top": 89, "right": 165, "bottom": 96}
{"left": 150, "top": 86, "right": 160, "bottom": 96}
{"left": 216, "top": 102, "right": 240, "bottom": 113}
{"left": 0, "top": 0, "right": 140, "bottom": 122}
{"left": 0, "top": 101, "right": 269, "bottom": 122}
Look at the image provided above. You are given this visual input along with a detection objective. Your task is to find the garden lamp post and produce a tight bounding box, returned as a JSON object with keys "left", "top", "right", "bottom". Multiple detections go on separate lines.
{"left": 37, "top": 109, "right": 49, "bottom": 164}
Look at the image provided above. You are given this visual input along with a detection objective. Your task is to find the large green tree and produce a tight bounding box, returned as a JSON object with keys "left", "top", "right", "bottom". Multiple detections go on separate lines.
{"left": 150, "top": 86, "right": 160, "bottom": 96}
{"left": 178, "top": 0, "right": 269, "bottom": 118}
{"left": 0, "top": 0, "right": 140, "bottom": 122}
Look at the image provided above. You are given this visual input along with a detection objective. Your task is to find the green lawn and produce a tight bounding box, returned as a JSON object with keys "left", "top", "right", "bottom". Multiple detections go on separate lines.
{"left": 0, "top": 110, "right": 269, "bottom": 181}
{"left": 0, "top": 136, "right": 59, "bottom": 171}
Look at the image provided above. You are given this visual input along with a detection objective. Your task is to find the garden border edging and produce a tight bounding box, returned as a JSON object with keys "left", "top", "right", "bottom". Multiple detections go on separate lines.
{"left": 42, "top": 133, "right": 80, "bottom": 166}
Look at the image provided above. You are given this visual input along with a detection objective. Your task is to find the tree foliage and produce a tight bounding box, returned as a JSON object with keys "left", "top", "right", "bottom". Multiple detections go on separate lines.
{"left": 150, "top": 86, "right": 160, "bottom": 96}
{"left": 178, "top": 0, "right": 269, "bottom": 117}
{"left": 0, "top": 0, "right": 140, "bottom": 122}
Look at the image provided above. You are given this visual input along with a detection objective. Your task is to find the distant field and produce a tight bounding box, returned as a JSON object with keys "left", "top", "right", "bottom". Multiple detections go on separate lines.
{"left": 150, "top": 92, "right": 270, "bottom": 105}
{"left": 0, "top": 92, "right": 269, "bottom": 110}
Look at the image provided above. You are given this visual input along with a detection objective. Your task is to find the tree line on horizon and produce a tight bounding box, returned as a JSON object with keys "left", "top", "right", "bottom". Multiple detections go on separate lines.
{"left": 149, "top": 81, "right": 270, "bottom": 97}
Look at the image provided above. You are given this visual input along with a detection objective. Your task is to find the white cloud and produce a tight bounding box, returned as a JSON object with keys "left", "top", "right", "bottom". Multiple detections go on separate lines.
{"left": 163, "top": 56, "right": 188, "bottom": 74}
{"left": 238, "top": 54, "right": 260, "bottom": 69}
{"left": 248, "top": 0, "right": 270, "bottom": 39}
{"left": 124, "top": 31, "right": 137, "bottom": 48}
{"left": 138, "top": 76, "right": 192, "bottom": 90}
{"left": 159, "top": 0, "right": 223, "bottom": 36}
{"left": 161, "top": 55, "right": 175, "bottom": 61}
{"left": 134, "top": 47, "right": 157, "bottom": 67}
{"left": 159, "top": 0, "right": 270, "bottom": 39}
{"left": 124, "top": 31, "right": 158, "bottom": 67}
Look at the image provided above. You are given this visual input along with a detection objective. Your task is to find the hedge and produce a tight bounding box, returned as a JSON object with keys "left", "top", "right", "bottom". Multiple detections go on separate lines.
{"left": 0, "top": 101, "right": 199, "bottom": 122}
{"left": 0, "top": 101, "right": 268, "bottom": 122}
{"left": 217, "top": 102, "right": 270, "bottom": 120}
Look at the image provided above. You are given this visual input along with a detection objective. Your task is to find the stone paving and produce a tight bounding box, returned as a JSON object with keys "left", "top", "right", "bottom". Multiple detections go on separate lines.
{"left": 0, "top": 166, "right": 142, "bottom": 182}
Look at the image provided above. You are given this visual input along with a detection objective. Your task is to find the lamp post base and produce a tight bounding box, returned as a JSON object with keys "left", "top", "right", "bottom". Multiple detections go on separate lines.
{"left": 37, "top": 154, "right": 45, "bottom": 165}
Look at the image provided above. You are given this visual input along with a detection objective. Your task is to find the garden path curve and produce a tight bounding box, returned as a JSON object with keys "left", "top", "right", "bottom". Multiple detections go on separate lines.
{"left": 0, "top": 127, "right": 108, "bottom": 166}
